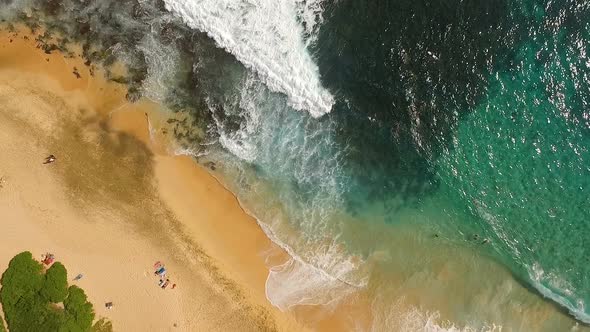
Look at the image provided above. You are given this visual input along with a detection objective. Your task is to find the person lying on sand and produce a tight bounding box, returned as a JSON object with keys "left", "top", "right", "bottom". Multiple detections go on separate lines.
{"left": 161, "top": 279, "right": 170, "bottom": 289}
{"left": 43, "top": 154, "right": 56, "bottom": 164}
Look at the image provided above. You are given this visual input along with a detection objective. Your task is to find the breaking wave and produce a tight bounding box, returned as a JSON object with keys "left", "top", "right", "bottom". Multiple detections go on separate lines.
{"left": 163, "top": 0, "right": 334, "bottom": 117}
{"left": 370, "top": 299, "right": 503, "bottom": 332}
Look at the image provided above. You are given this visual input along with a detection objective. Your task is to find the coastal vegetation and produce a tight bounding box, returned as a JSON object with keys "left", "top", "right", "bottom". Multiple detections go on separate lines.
{"left": 0, "top": 251, "right": 108, "bottom": 332}
{"left": 1, "top": 0, "right": 224, "bottom": 154}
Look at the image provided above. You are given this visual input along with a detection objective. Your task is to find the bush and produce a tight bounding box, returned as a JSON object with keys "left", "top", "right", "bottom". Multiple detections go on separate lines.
{"left": 0, "top": 252, "right": 44, "bottom": 308}
{"left": 91, "top": 318, "right": 113, "bottom": 332}
{"left": 0, "top": 251, "right": 46, "bottom": 330}
{"left": 0, "top": 252, "right": 105, "bottom": 332}
{"left": 41, "top": 262, "right": 69, "bottom": 303}
{"left": 63, "top": 285, "right": 95, "bottom": 331}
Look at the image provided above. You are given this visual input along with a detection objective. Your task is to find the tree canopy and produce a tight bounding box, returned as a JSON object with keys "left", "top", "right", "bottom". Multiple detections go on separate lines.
{"left": 0, "top": 251, "right": 109, "bottom": 332}
{"left": 63, "top": 286, "right": 95, "bottom": 331}
{"left": 41, "top": 262, "right": 68, "bottom": 303}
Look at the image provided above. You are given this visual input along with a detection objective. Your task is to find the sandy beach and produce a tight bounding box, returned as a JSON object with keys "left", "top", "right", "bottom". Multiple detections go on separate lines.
{"left": 0, "top": 27, "right": 309, "bottom": 331}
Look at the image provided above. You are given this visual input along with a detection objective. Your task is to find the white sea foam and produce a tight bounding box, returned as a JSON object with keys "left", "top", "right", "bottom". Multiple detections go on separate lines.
{"left": 258, "top": 214, "right": 367, "bottom": 311}
{"left": 138, "top": 35, "right": 179, "bottom": 103}
{"left": 0, "top": 0, "right": 34, "bottom": 19}
{"left": 206, "top": 75, "right": 262, "bottom": 162}
{"left": 296, "top": 0, "right": 326, "bottom": 44}
{"left": 162, "top": 0, "right": 334, "bottom": 118}
{"left": 266, "top": 258, "right": 356, "bottom": 311}
{"left": 528, "top": 263, "right": 590, "bottom": 324}
{"left": 261, "top": 220, "right": 368, "bottom": 310}
{"left": 371, "top": 298, "right": 502, "bottom": 332}
{"left": 138, "top": 34, "right": 180, "bottom": 103}
{"left": 475, "top": 205, "right": 590, "bottom": 324}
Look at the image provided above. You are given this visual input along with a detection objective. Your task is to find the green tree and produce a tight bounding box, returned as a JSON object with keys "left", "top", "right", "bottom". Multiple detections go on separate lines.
{"left": 0, "top": 252, "right": 44, "bottom": 308}
{"left": 0, "top": 251, "right": 46, "bottom": 330}
{"left": 41, "top": 262, "right": 68, "bottom": 303}
{"left": 0, "top": 251, "right": 107, "bottom": 332}
{"left": 63, "top": 285, "right": 95, "bottom": 332}
{"left": 91, "top": 318, "right": 113, "bottom": 332}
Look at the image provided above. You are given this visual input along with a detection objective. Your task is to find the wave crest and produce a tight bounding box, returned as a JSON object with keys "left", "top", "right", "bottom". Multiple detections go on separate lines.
{"left": 163, "top": 0, "right": 334, "bottom": 117}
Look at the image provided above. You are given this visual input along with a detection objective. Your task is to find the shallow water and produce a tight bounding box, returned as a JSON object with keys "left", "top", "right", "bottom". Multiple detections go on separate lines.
{"left": 3, "top": 0, "right": 590, "bottom": 330}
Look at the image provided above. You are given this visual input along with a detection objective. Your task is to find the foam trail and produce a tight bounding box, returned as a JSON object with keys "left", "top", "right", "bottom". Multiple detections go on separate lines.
{"left": 138, "top": 34, "right": 180, "bottom": 103}
{"left": 528, "top": 263, "right": 590, "bottom": 324}
{"left": 296, "top": 0, "right": 327, "bottom": 43}
{"left": 371, "top": 298, "right": 503, "bottom": 332}
{"left": 163, "top": 0, "right": 334, "bottom": 118}
{"left": 266, "top": 258, "right": 355, "bottom": 311}
{"left": 476, "top": 205, "right": 590, "bottom": 324}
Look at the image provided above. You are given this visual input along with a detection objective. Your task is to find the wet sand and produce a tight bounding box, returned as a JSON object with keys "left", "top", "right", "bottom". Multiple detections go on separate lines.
{"left": 0, "top": 27, "right": 308, "bottom": 331}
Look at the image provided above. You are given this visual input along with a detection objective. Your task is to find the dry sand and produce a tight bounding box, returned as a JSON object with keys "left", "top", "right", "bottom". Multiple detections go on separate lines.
{"left": 0, "top": 27, "right": 311, "bottom": 331}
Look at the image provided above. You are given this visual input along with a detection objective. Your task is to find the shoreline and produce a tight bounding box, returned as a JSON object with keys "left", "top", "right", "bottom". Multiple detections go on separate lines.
{"left": 0, "top": 26, "right": 313, "bottom": 331}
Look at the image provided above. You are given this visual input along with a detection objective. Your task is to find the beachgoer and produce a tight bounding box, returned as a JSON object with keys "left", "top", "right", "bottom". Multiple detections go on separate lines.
{"left": 155, "top": 266, "right": 164, "bottom": 274}
{"left": 172, "top": 284, "right": 176, "bottom": 289}
{"left": 43, "top": 154, "right": 56, "bottom": 164}
{"left": 105, "top": 302, "right": 113, "bottom": 309}
{"left": 158, "top": 279, "right": 165, "bottom": 287}
{"left": 43, "top": 253, "right": 55, "bottom": 265}
{"left": 482, "top": 239, "right": 490, "bottom": 245}
{"left": 73, "top": 274, "right": 83, "bottom": 281}
{"left": 161, "top": 279, "right": 170, "bottom": 289}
